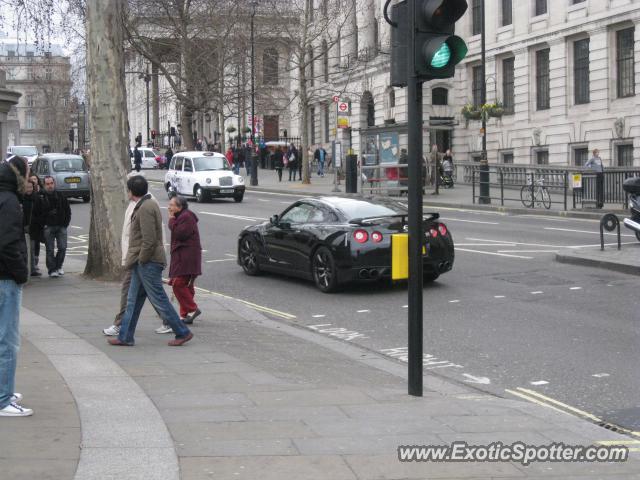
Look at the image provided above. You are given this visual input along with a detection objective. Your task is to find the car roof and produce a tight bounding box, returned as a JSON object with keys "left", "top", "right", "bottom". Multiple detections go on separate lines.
{"left": 176, "top": 151, "right": 225, "bottom": 159}
{"left": 40, "top": 154, "right": 84, "bottom": 160}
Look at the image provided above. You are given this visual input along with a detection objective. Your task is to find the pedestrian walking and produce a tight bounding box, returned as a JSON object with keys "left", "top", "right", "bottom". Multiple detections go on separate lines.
{"left": 133, "top": 145, "right": 142, "bottom": 172}
{"left": 298, "top": 144, "right": 303, "bottom": 181}
{"left": 274, "top": 147, "right": 284, "bottom": 182}
{"left": 0, "top": 156, "right": 33, "bottom": 417}
{"left": 24, "top": 175, "right": 45, "bottom": 277}
{"left": 42, "top": 176, "right": 71, "bottom": 278}
{"left": 441, "top": 150, "right": 454, "bottom": 188}
{"left": 164, "top": 146, "right": 174, "bottom": 170}
{"left": 108, "top": 176, "right": 193, "bottom": 347}
{"left": 585, "top": 148, "right": 605, "bottom": 209}
{"left": 314, "top": 146, "right": 327, "bottom": 177}
{"left": 287, "top": 144, "right": 298, "bottom": 181}
{"left": 167, "top": 196, "right": 202, "bottom": 324}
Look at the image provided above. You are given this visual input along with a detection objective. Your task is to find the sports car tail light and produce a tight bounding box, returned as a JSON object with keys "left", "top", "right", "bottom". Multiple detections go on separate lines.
{"left": 429, "top": 228, "right": 439, "bottom": 238}
{"left": 353, "top": 229, "right": 369, "bottom": 243}
{"left": 371, "top": 231, "right": 383, "bottom": 243}
{"left": 438, "top": 224, "right": 448, "bottom": 236}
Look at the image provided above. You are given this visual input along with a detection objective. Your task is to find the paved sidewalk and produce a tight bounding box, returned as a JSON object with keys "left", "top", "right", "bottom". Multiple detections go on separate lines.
{"left": 8, "top": 257, "right": 640, "bottom": 479}
{"left": 556, "top": 243, "right": 640, "bottom": 276}
{"left": 143, "top": 167, "right": 625, "bottom": 220}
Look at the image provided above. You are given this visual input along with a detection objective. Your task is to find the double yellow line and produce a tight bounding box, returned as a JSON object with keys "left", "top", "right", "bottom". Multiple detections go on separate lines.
{"left": 193, "top": 286, "right": 297, "bottom": 320}
{"left": 506, "top": 387, "right": 640, "bottom": 450}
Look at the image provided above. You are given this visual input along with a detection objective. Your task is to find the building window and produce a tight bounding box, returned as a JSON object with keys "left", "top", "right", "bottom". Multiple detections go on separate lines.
{"left": 502, "top": 151, "right": 514, "bottom": 164}
{"left": 501, "top": 0, "right": 512, "bottom": 26}
{"left": 28, "top": 68, "right": 36, "bottom": 80}
{"left": 502, "top": 57, "right": 515, "bottom": 114}
{"left": 324, "top": 103, "right": 330, "bottom": 143}
{"left": 432, "top": 87, "right": 448, "bottom": 106}
{"left": 7, "top": 50, "right": 15, "bottom": 57}
{"left": 536, "top": 49, "right": 550, "bottom": 110}
{"left": 535, "top": 149, "right": 549, "bottom": 165}
{"left": 472, "top": 0, "right": 482, "bottom": 35}
{"left": 309, "top": 106, "right": 316, "bottom": 144}
{"left": 263, "top": 48, "right": 279, "bottom": 85}
{"left": 535, "top": 0, "right": 547, "bottom": 16}
{"left": 617, "top": 144, "right": 634, "bottom": 167}
{"left": 26, "top": 111, "right": 36, "bottom": 129}
{"left": 472, "top": 66, "right": 483, "bottom": 107}
{"left": 574, "top": 38, "right": 590, "bottom": 104}
{"left": 26, "top": 51, "right": 34, "bottom": 57}
{"left": 574, "top": 147, "right": 589, "bottom": 166}
{"left": 26, "top": 94, "right": 34, "bottom": 107}
{"left": 616, "top": 28, "right": 635, "bottom": 98}
{"left": 322, "top": 40, "right": 329, "bottom": 82}
{"left": 45, "top": 68, "right": 52, "bottom": 81}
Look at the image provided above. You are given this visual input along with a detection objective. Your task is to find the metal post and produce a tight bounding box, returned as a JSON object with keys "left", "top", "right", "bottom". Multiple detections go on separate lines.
{"left": 250, "top": 1, "right": 258, "bottom": 186}
{"left": 407, "top": 0, "right": 424, "bottom": 398}
{"left": 564, "top": 171, "right": 568, "bottom": 211}
{"left": 333, "top": 102, "right": 342, "bottom": 192}
{"left": 145, "top": 71, "right": 150, "bottom": 146}
{"left": 500, "top": 170, "right": 504, "bottom": 206}
{"left": 478, "top": 0, "right": 490, "bottom": 204}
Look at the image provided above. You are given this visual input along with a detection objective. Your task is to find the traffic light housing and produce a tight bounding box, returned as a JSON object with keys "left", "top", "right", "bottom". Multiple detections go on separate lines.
{"left": 391, "top": 0, "right": 468, "bottom": 86}
{"left": 69, "top": 129, "right": 74, "bottom": 143}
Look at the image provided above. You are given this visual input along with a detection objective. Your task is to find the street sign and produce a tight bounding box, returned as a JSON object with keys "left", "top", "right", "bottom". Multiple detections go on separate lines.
{"left": 332, "top": 95, "right": 340, "bottom": 103}
{"left": 571, "top": 173, "right": 582, "bottom": 189}
{"left": 337, "top": 116, "right": 350, "bottom": 129}
{"left": 338, "top": 102, "right": 350, "bottom": 114}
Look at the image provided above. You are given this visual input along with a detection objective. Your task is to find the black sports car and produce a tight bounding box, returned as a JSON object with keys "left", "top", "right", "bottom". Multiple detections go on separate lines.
{"left": 237, "top": 197, "right": 454, "bottom": 292}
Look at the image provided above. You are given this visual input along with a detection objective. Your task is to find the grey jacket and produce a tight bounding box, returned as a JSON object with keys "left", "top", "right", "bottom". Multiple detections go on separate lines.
{"left": 585, "top": 156, "right": 604, "bottom": 173}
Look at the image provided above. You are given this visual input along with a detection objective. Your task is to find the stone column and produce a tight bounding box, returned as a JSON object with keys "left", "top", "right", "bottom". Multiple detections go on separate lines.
{"left": 0, "top": 70, "right": 21, "bottom": 160}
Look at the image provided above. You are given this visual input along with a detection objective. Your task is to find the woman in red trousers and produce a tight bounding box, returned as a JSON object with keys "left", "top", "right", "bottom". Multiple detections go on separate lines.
{"left": 168, "top": 196, "right": 202, "bottom": 324}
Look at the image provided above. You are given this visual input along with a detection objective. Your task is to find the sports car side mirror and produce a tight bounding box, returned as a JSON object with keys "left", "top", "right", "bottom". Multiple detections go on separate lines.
{"left": 270, "top": 214, "right": 279, "bottom": 225}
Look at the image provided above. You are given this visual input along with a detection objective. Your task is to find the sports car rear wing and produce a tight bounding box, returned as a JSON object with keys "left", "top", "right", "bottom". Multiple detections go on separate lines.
{"left": 348, "top": 213, "right": 440, "bottom": 226}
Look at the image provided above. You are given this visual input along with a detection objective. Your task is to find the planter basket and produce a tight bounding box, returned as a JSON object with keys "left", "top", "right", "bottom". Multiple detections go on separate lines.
{"left": 489, "top": 107, "right": 504, "bottom": 118}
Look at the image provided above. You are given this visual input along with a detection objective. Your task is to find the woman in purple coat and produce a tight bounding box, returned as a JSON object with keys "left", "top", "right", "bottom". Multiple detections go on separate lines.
{"left": 167, "top": 196, "right": 202, "bottom": 324}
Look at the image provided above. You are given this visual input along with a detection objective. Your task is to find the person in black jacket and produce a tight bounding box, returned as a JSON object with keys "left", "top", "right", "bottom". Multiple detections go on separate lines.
{"left": 42, "top": 176, "right": 71, "bottom": 278}
{"left": 133, "top": 145, "right": 142, "bottom": 172}
{"left": 23, "top": 175, "right": 45, "bottom": 276}
{"left": 0, "top": 156, "right": 33, "bottom": 417}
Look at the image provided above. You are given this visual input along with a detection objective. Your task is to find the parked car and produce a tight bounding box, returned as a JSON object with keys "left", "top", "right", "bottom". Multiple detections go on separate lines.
{"left": 7, "top": 145, "right": 38, "bottom": 166}
{"left": 237, "top": 197, "right": 454, "bottom": 292}
{"left": 130, "top": 147, "right": 162, "bottom": 169}
{"left": 164, "top": 151, "right": 245, "bottom": 203}
{"left": 32, "top": 154, "right": 91, "bottom": 202}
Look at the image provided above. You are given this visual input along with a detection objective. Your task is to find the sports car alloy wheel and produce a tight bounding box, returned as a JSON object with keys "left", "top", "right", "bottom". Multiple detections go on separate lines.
{"left": 312, "top": 246, "right": 337, "bottom": 293}
{"left": 240, "top": 237, "right": 260, "bottom": 275}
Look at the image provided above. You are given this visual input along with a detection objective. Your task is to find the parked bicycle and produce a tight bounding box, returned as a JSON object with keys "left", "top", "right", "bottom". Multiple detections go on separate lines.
{"left": 520, "top": 177, "right": 551, "bottom": 209}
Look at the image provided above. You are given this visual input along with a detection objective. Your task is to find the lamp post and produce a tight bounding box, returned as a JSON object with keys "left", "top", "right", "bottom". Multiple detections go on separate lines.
{"left": 478, "top": 0, "right": 491, "bottom": 204}
{"left": 250, "top": 0, "right": 259, "bottom": 186}
{"left": 139, "top": 69, "right": 152, "bottom": 146}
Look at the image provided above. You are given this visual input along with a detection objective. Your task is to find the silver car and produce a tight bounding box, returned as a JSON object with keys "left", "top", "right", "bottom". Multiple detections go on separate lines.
{"left": 32, "top": 154, "right": 91, "bottom": 202}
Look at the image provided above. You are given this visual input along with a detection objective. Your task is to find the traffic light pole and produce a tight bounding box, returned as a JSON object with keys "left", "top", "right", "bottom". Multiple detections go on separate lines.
{"left": 407, "top": 0, "right": 424, "bottom": 398}
{"left": 478, "top": 0, "right": 491, "bottom": 204}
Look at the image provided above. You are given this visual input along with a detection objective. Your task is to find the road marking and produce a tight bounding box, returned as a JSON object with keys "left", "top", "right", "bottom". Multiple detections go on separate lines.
{"left": 442, "top": 218, "right": 500, "bottom": 225}
{"left": 429, "top": 206, "right": 506, "bottom": 216}
{"left": 494, "top": 295, "right": 505, "bottom": 299}
{"left": 466, "top": 237, "right": 562, "bottom": 249}
{"left": 515, "top": 388, "right": 602, "bottom": 423}
{"left": 597, "top": 440, "right": 640, "bottom": 446}
{"left": 570, "top": 242, "right": 638, "bottom": 249}
{"left": 530, "top": 380, "right": 549, "bottom": 386}
{"left": 545, "top": 227, "right": 635, "bottom": 237}
{"left": 191, "top": 285, "right": 296, "bottom": 320}
{"left": 570, "top": 287, "right": 583, "bottom": 291}
{"left": 497, "top": 250, "right": 560, "bottom": 254}
{"left": 592, "top": 373, "right": 610, "bottom": 378}
{"left": 402, "top": 305, "right": 408, "bottom": 309}
{"left": 225, "top": 253, "right": 236, "bottom": 258}
{"left": 531, "top": 291, "right": 544, "bottom": 295}
{"left": 505, "top": 389, "right": 571, "bottom": 416}
{"left": 199, "top": 211, "right": 266, "bottom": 222}
{"left": 257, "top": 199, "right": 271, "bottom": 202}
{"left": 463, "top": 373, "right": 491, "bottom": 385}
{"left": 205, "top": 259, "right": 236, "bottom": 263}
{"left": 70, "top": 225, "right": 83, "bottom": 230}
{"left": 308, "top": 324, "right": 368, "bottom": 341}
{"left": 456, "top": 243, "right": 517, "bottom": 247}
{"left": 312, "top": 314, "right": 326, "bottom": 318}
{"left": 381, "top": 347, "right": 464, "bottom": 370}
{"left": 512, "top": 214, "right": 599, "bottom": 223}
{"left": 449, "top": 300, "right": 460, "bottom": 304}
{"left": 456, "top": 248, "right": 533, "bottom": 260}
{"left": 357, "top": 309, "right": 370, "bottom": 313}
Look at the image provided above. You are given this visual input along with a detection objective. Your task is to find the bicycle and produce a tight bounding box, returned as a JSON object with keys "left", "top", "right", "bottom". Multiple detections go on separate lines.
{"left": 520, "top": 177, "right": 551, "bottom": 209}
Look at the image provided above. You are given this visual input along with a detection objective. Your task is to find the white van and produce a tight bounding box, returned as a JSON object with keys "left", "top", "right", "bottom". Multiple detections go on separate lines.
{"left": 7, "top": 146, "right": 39, "bottom": 166}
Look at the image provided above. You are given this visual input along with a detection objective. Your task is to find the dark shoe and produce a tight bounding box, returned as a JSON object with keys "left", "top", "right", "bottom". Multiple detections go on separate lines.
{"left": 184, "top": 308, "right": 201, "bottom": 325}
{"left": 31, "top": 271, "right": 42, "bottom": 277}
{"left": 108, "top": 338, "right": 134, "bottom": 346}
{"left": 168, "top": 332, "right": 193, "bottom": 347}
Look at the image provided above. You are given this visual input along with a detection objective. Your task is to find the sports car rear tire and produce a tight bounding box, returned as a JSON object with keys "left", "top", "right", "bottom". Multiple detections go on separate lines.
{"left": 312, "top": 246, "right": 338, "bottom": 293}
{"left": 423, "top": 272, "right": 440, "bottom": 283}
{"left": 239, "top": 236, "right": 261, "bottom": 276}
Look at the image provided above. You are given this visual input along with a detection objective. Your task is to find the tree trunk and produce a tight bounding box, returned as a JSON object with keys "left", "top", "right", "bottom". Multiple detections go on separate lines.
{"left": 299, "top": 60, "right": 311, "bottom": 185}
{"left": 84, "top": 0, "right": 129, "bottom": 280}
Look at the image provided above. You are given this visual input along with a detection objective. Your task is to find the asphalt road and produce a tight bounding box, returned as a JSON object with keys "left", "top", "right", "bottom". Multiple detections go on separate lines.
{"left": 65, "top": 185, "right": 640, "bottom": 433}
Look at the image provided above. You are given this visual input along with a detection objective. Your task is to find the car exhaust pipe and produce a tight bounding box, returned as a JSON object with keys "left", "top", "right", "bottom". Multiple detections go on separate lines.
{"left": 623, "top": 218, "right": 640, "bottom": 232}
{"left": 369, "top": 269, "right": 380, "bottom": 280}
{"left": 359, "top": 269, "right": 370, "bottom": 279}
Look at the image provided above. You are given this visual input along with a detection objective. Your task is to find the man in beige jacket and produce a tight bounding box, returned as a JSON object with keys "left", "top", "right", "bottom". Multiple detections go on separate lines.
{"left": 108, "top": 176, "right": 193, "bottom": 347}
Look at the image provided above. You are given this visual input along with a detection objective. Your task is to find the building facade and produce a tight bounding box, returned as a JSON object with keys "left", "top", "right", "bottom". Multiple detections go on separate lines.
{"left": 0, "top": 39, "right": 73, "bottom": 153}
{"left": 303, "top": 0, "right": 640, "bottom": 169}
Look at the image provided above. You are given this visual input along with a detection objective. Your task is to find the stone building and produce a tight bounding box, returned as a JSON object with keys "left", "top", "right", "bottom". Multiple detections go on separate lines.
{"left": 0, "top": 39, "right": 73, "bottom": 153}
{"left": 0, "top": 69, "right": 21, "bottom": 157}
{"left": 302, "top": 0, "right": 640, "bottom": 168}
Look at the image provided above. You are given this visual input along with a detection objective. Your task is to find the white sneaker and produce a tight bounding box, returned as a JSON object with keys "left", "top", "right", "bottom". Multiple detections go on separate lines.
{"left": 103, "top": 325, "right": 120, "bottom": 336}
{"left": 0, "top": 402, "right": 33, "bottom": 417}
{"left": 57, "top": 268, "right": 65, "bottom": 276}
{"left": 49, "top": 271, "right": 59, "bottom": 278}
{"left": 10, "top": 393, "right": 22, "bottom": 403}
{"left": 155, "top": 325, "right": 173, "bottom": 334}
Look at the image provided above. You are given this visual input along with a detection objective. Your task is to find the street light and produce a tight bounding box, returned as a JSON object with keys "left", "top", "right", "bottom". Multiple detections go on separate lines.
{"left": 138, "top": 70, "right": 152, "bottom": 146}
{"left": 250, "top": 0, "right": 259, "bottom": 186}
{"left": 478, "top": 0, "right": 491, "bottom": 204}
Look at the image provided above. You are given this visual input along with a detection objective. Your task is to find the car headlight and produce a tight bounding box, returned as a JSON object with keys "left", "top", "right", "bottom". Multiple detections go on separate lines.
{"left": 237, "top": 176, "right": 244, "bottom": 184}
{"left": 206, "top": 178, "right": 212, "bottom": 184}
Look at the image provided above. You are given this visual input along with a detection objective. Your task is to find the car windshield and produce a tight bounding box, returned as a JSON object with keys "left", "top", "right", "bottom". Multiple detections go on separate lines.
{"left": 52, "top": 158, "right": 86, "bottom": 172}
{"left": 335, "top": 199, "right": 406, "bottom": 221}
{"left": 12, "top": 147, "right": 37, "bottom": 156}
{"left": 193, "top": 156, "right": 228, "bottom": 171}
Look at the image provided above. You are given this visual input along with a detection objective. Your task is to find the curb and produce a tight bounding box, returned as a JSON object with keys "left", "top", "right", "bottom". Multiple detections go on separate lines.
{"left": 555, "top": 253, "right": 640, "bottom": 276}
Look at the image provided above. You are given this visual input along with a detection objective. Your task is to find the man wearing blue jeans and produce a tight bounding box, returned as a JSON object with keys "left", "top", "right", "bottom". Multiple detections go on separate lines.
{"left": 109, "top": 176, "right": 193, "bottom": 347}
{"left": 0, "top": 157, "right": 33, "bottom": 416}
{"left": 42, "top": 176, "right": 71, "bottom": 278}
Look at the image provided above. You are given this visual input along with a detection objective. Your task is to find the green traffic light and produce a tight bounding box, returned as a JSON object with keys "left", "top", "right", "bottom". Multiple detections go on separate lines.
{"left": 431, "top": 42, "right": 451, "bottom": 69}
